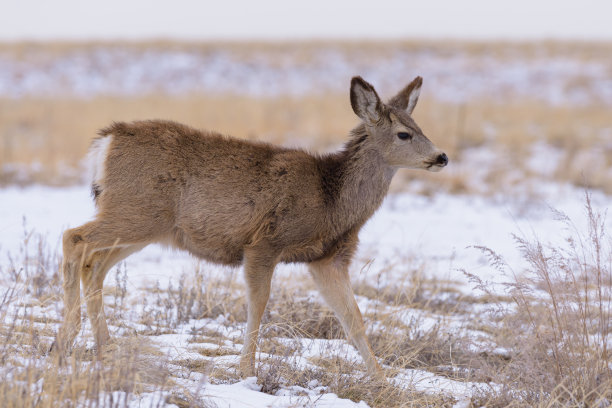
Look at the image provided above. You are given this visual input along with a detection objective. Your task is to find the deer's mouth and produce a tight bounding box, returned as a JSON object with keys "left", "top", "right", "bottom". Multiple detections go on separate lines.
{"left": 424, "top": 153, "right": 448, "bottom": 172}
{"left": 425, "top": 163, "right": 445, "bottom": 172}
{"left": 424, "top": 161, "right": 447, "bottom": 172}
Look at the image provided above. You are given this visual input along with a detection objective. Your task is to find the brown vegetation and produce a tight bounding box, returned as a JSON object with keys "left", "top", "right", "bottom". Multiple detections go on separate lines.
{"left": 1, "top": 40, "right": 612, "bottom": 406}
{"left": 465, "top": 192, "right": 612, "bottom": 406}
{"left": 1, "top": 195, "right": 612, "bottom": 406}
{"left": 1, "top": 94, "right": 611, "bottom": 194}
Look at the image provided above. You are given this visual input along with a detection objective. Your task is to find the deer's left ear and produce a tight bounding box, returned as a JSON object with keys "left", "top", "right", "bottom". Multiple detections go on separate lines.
{"left": 388, "top": 76, "right": 422, "bottom": 115}
{"left": 350, "top": 76, "right": 383, "bottom": 124}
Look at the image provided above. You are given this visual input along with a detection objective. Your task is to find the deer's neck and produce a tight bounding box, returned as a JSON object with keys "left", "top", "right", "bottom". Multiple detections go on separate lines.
{"left": 324, "top": 126, "right": 396, "bottom": 233}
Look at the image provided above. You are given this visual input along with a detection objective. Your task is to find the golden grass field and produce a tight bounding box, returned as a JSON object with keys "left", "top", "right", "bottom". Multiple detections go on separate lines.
{"left": 1, "top": 40, "right": 612, "bottom": 407}
{"left": 1, "top": 40, "right": 611, "bottom": 194}
{"left": 2, "top": 94, "right": 611, "bottom": 195}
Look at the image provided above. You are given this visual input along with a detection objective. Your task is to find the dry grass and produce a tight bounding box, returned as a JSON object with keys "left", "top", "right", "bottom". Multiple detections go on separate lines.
{"left": 1, "top": 39, "right": 611, "bottom": 194}
{"left": 0, "top": 231, "right": 210, "bottom": 407}
{"left": 1, "top": 94, "right": 611, "bottom": 195}
{"left": 2, "top": 193, "right": 612, "bottom": 406}
{"left": 0, "top": 222, "right": 493, "bottom": 407}
{"left": 2, "top": 39, "right": 611, "bottom": 62}
{"left": 0, "top": 94, "right": 352, "bottom": 186}
{"left": 3, "top": 39, "right": 612, "bottom": 407}
{"left": 465, "top": 192, "right": 612, "bottom": 407}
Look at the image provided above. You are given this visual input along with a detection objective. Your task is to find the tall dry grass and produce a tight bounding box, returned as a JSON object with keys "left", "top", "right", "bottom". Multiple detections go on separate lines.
{"left": 1, "top": 39, "right": 611, "bottom": 194}
{"left": 0, "top": 227, "right": 207, "bottom": 407}
{"left": 2, "top": 197, "right": 612, "bottom": 406}
{"left": 0, "top": 219, "right": 493, "bottom": 407}
{"left": 2, "top": 39, "right": 612, "bottom": 407}
{"left": 2, "top": 95, "right": 611, "bottom": 195}
{"left": 466, "top": 191, "right": 612, "bottom": 407}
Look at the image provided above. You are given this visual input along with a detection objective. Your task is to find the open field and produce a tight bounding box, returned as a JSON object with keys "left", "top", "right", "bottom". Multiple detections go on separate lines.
{"left": 1, "top": 41, "right": 612, "bottom": 194}
{"left": 1, "top": 186, "right": 611, "bottom": 407}
{"left": 2, "top": 95, "right": 612, "bottom": 195}
{"left": 1, "top": 40, "right": 612, "bottom": 406}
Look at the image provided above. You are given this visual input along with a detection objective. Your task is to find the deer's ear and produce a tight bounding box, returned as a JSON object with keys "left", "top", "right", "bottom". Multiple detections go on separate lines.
{"left": 350, "top": 76, "right": 383, "bottom": 124}
{"left": 388, "top": 76, "right": 422, "bottom": 114}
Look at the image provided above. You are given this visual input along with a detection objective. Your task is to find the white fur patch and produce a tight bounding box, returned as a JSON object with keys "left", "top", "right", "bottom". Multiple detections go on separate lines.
{"left": 407, "top": 86, "right": 421, "bottom": 114}
{"left": 87, "top": 134, "right": 113, "bottom": 186}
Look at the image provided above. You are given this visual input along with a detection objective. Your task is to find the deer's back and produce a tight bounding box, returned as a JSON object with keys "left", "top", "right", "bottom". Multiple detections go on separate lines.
{"left": 95, "top": 120, "right": 342, "bottom": 265}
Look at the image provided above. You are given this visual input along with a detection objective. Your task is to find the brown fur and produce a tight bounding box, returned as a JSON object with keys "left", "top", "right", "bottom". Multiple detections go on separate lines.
{"left": 55, "top": 76, "right": 447, "bottom": 378}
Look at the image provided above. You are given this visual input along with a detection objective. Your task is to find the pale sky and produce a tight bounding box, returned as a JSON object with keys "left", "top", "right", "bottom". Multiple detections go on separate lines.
{"left": 2, "top": 0, "right": 612, "bottom": 41}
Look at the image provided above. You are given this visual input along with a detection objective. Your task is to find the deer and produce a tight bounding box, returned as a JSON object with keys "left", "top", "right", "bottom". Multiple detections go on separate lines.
{"left": 54, "top": 76, "right": 448, "bottom": 378}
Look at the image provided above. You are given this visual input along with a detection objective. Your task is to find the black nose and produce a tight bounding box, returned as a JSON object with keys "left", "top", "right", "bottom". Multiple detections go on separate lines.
{"left": 436, "top": 153, "right": 448, "bottom": 166}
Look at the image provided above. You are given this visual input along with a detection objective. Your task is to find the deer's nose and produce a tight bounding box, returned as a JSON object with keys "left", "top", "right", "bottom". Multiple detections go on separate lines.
{"left": 436, "top": 153, "right": 448, "bottom": 166}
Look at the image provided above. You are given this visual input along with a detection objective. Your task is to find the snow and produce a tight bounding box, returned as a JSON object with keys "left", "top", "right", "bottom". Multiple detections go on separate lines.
{"left": 2, "top": 183, "right": 611, "bottom": 293}
{"left": 199, "top": 377, "right": 369, "bottom": 408}
{"left": 0, "top": 46, "right": 611, "bottom": 105}
{"left": 1, "top": 183, "right": 611, "bottom": 406}
{"left": 393, "top": 369, "right": 495, "bottom": 403}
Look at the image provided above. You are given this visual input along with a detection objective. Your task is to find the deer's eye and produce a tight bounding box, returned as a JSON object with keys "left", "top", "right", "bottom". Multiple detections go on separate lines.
{"left": 397, "top": 132, "right": 412, "bottom": 141}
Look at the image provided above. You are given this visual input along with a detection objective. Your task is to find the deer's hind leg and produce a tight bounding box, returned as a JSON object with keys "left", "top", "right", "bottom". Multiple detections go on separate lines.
{"left": 56, "top": 228, "right": 86, "bottom": 352}
{"left": 56, "top": 220, "right": 148, "bottom": 352}
{"left": 80, "top": 243, "right": 144, "bottom": 349}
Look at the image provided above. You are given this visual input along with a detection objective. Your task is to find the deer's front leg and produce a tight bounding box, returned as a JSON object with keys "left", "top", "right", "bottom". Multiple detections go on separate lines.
{"left": 309, "top": 257, "right": 383, "bottom": 377}
{"left": 240, "top": 248, "right": 276, "bottom": 377}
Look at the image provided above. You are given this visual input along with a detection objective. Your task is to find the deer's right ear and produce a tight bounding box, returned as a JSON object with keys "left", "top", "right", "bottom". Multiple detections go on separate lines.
{"left": 350, "top": 77, "right": 382, "bottom": 124}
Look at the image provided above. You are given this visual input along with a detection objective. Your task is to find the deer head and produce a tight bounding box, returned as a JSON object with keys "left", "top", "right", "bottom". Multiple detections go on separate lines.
{"left": 350, "top": 76, "right": 448, "bottom": 172}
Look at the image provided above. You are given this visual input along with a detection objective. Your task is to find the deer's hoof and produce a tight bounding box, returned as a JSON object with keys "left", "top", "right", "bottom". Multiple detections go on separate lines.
{"left": 239, "top": 356, "right": 255, "bottom": 378}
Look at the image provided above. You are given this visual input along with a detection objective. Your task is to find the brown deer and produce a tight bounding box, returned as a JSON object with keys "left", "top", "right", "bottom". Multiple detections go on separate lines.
{"left": 55, "top": 76, "right": 448, "bottom": 377}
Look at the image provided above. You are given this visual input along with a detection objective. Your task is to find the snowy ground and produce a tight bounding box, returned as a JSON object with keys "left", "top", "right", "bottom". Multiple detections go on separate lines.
{"left": 1, "top": 44, "right": 611, "bottom": 105}
{"left": 0, "top": 37, "right": 610, "bottom": 406}
{"left": 1, "top": 183, "right": 611, "bottom": 406}
{"left": 2, "top": 183, "right": 610, "bottom": 290}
